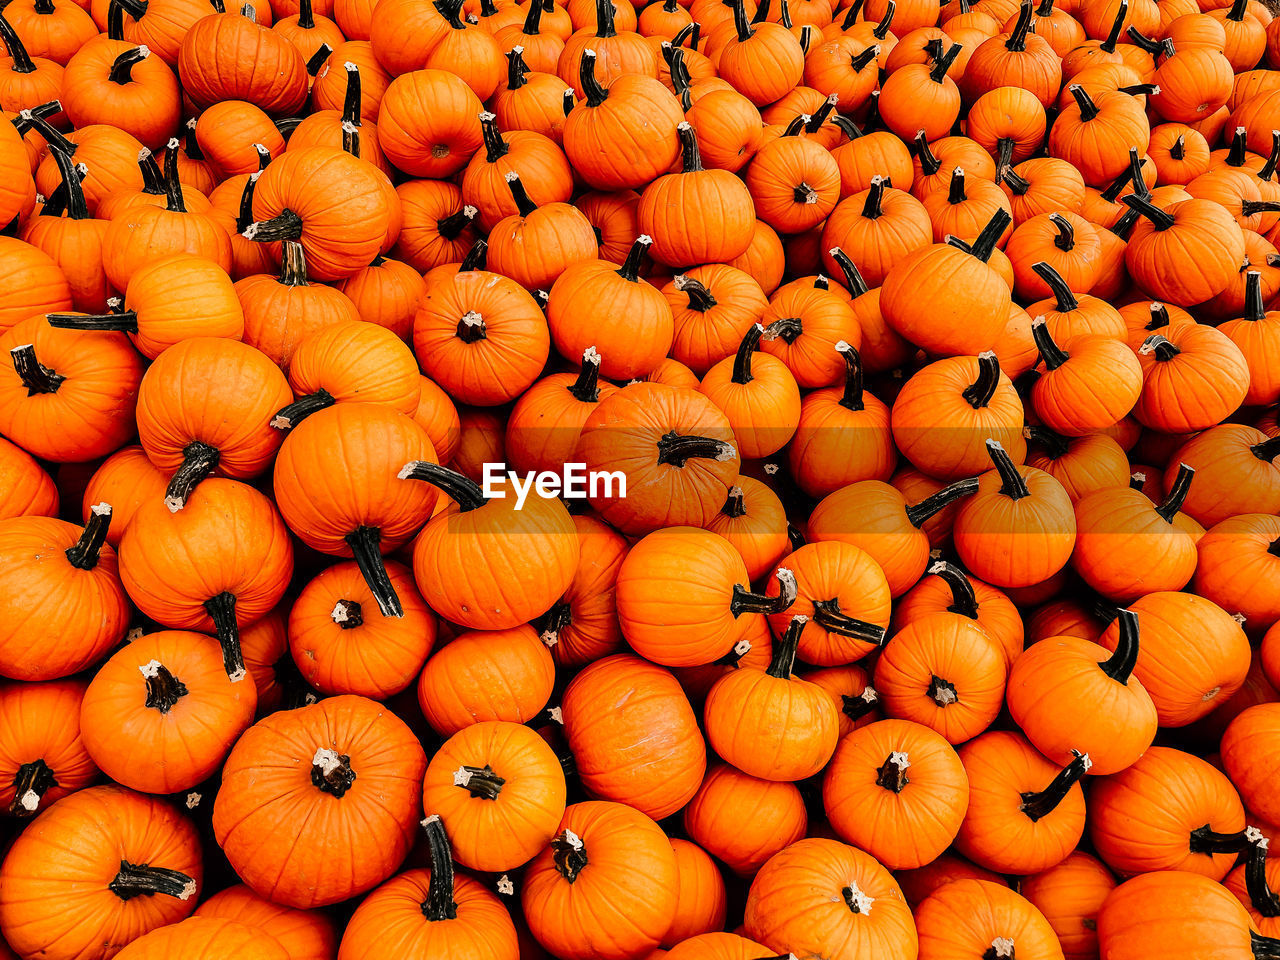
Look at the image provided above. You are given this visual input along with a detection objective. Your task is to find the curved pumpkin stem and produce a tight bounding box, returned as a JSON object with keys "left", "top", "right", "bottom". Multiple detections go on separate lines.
{"left": 1253, "top": 930, "right": 1280, "bottom": 958}
{"left": 8, "top": 758, "right": 57, "bottom": 816}
{"left": 985, "top": 439, "right": 1030, "bottom": 501}
{"left": 675, "top": 121, "right": 704, "bottom": 174}
{"left": 839, "top": 0, "right": 864, "bottom": 29}
{"left": 1121, "top": 192, "right": 1175, "bottom": 231}
{"left": 1019, "top": 750, "right": 1091, "bottom": 822}
{"left": 533, "top": 599, "right": 572, "bottom": 647}
{"left": 928, "top": 42, "right": 962, "bottom": 82}
{"left": 0, "top": 12, "right": 36, "bottom": 73}
{"left": 1246, "top": 831, "right": 1280, "bottom": 919}
{"left": 164, "top": 441, "right": 220, "bottom": 513}
{"left": 1025, "top": 424, "right": 1069, "bottom": 459}
{"left": 1188, "top": 823, "right": 1251, "bottom": 856}
{"left": 842, "top": 685, "right": 878, "bottom": 721}
{"left": 812, "top": 595, "right": 887, "bottom": 645}
{"left": 926, "top": 560, "right": 980, "bottom": 619}
{"left": 9, "top": 344, "right": 64, "bottom": 394}
{"left": 305, "top": 42, "right": 332, "bottom": 75}
{"left": 504, "top": 171, "right": 538, "bottom": 218}
{"left": 1030, "top": 261, "right": 1079, "bottom": 313}
{"left": 961, "top": 351, "right": 1002, "bottom": 408}
{"left": 875, "top": 751, "right": 910, "bottom": 793}
{"left": 835, "top": 340, "right": 865, "bottom": 412}
{"left": 108, "top": 45, "right": 148, "bottom": 84}
{"left": 141, "top": 659, "right": 189, "bottom": 713}
{"left": 505, "top": 45, "right": 531, "bottom": 89}
{"left": 674, "top": 274, "right": 717, "bottom": 311}
{"left": 1066, "top": 83, "right": 1100, "bottom": 122}
{"left": 454, "top": 764, "right": 506, "bottom": 799}
{"left": 550, "top": 825, "right": 589, "bottom": 884}
{"left": 311, "top": 748, "right": 357, "bottom": 797}
{"left": 109, "top": 861, "right": 197, "bottom": 901}
{"left": 953, "top": 209, "right": 1012, "bottom": 264}
{"left": 730, "top": 566, "right": 798, "bottom": 617}
{"left": 1099, "top": 607, "right": 1140, "bottom": 683}
{"left": 578, "top": 49, "right": 609, "bottom": 107}
{"left": 721, "top": 485, "right": 747, "bottom": 519}
{"left": 730, "top": 0, "right": 754, "bottom": 40}
{"left": 244, "top": 207, "right": 304, "bottom": 243}
{"left": 1153, "top": 462, "right": 1194, "bottom": 523}
{"left": 1001, "top": 165, "right": 1029, "bottom": 194}
{"left": 1005, "top": 0, "right": 1033, "bottom": 51}
{"left": 203, "top": 591, "right": 247, "bottom": 682}
{"left": 904, "top": 477, "right": 979, "bottom": 528}
{"left": 828, "top": 247, "right": 869, "bottom": 298}
{"left": 270, "top": 388, "right": 336, "bottom": 430}
{"left": 1252, "top": 434, "right": 1280, "bottom": 463}
{"left": 567, "top": 346, "right": 603, "bottom": 402}
{"left": 765, "top": 613, "right": 807, "bottom": 678}
{"left": 344, "top": 525, "right": 403, "bottom": 618}
{"left": 65, "top": 503, "right": 113, "bottom": 570}
{"left": 1138, "top": 332, "right": 1180, "bottom": 362}
{"left": 1099, "top": 0, "right": 1127, "bottom": 52}
{"left": 730, "top": 323, "right": 765, "bottom": 385}
{"left": 46, "top": 145, "right": 90, "bottom": 221}
{"left": 913, "top": 130, "right": 941, "bottom": 176}
{"left": 617, "top": 234, "right": 651, "bottom": 282}
{"left": 656, "top": 430, "right": 737, "bottom": 466}
{"left": 437, "top": 202, "right": 477, "bottom": 242}
{"left": 399, "top": 461, "right": 486, "bottom": 511}
{"left": 1031, "top": 316, "right": 1070, "bottom": 371}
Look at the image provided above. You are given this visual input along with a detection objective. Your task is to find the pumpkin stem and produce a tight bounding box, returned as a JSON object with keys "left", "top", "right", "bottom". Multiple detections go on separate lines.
{"left": 806, "top": 94, "right": 840, "bottom": 136}
{"left": 839, "top": 0, "right": 864, "bottom": 29}
{"left": 164, "top": 440, "right": 220, "bottom": 513}
{"left": 108, "top": 45, "right": 149, "bottom": 83}
{"left": 566, "top": 346, "right": 603, "bottom": 402}
{"left": 765, "top": 613, "right": 808, "bottom": 677}
{"left": 331, "top": 598, "right": 364, "bottom": 629}
{"left": 109, "top": 861, "right": 197, "bottom": 902}
{"left": 1253, "top": 931, "right": 1280, "bottom": 958}
{"left": 296, "top": 0, "right": 315, "bottom": 27}
{"left": 966, "top": 209, "right": 1012, "bottom": 263}
{"left": 1252, "top": 435, "right": 1280, "bottom": 462}
{"left": 233, "top": 150, "right": 269, "bottom": 232}
{"left": 994, "top": 137, "right": 1015, "bottom": 182}
{"left": 1067, "top": 84, "right": 1099, "bottom": 122}
{"left": 15, "top": 106, "right": 74, "bottom": 155}
{"left": 730, "top": 566, "right": 798, "bottom": 617}
{"left": 9, "top": 344, "right": 65, "bottom": 395}
{"left": 140, "top": 659, "right": 189, "bottom": 713}
{"left": 665, "top": 45, "right": 693, "bottom": 110}
{"left": 913, "top": 130, "right": 941, "bottom": 176}
{"left": 674, "top": 121, "right": 704, "bottom": 174}
{"left": 674, "top": 274, "right": 717, "bottom": 311}
{"left": 504, "top": 171, "right": 538, "bottom": 218}
{"left": 617, "top": 235, "right": 651, "bottom": 282}
{"left": 655, "top": 430, "right": 737, "bottom": 466}
{"left": 875, "top": 751, "right": 910, "bottom": 793}
{"left": 1024, "top": 424, "right": 1069, "bottom": 460}
{"left": 1243, "top": 270, "right": 1266, "bottom": 323}
{"left": 1258, "top": 131, "right": 1280, "bottom": 183}
{"left": 506, "top": 46, "right": 530, "bottom": 88}
{"left": 828, "top": 248, "right": 869, "bottom": 298}
{"left": 861, "top": 177, "right": 887, "bottom": 219}
{"left": 275, "top": 655, "right": 318, "bottom": 708}
{"left": 8, "top": 758, "right": 57, "bottom": 816}
{"left": 1030, "top": 261, "right": 1078, "bottom": 313}
{"left": 579, "top": 49, "right": 609, "bottom": 106}
{"left": 811, "top": 597, "right": 887, "bottom": 645}
{"left": 1099, "top": 607, "right": 1140, "bottom": 683}
{"left": 1001, "top": 165, "right": 1029, "bottom": 194}
{"left": 1030, "top": 316, "right": 1070, "bottom": 371}
{"left": 432, "top": 0, "right": 465, "bottom": 27}
{"left": 1246, "top": 832, "right": 1280, "bottom": 918}
{"left": 1044, "top": 213, "right": 1076, "bottom": 252}
{"left": 46, "top": 304, "right": 139, "bottom": 331}
{"left": 434, "top": 204, "right": 475, "bottom": 243}
{"left": 311, "top": 747, "right": 357, "bottom": 797}
{"left": 1138, "top": 332, "right": 1180, "bottom": 363}
{"left": 245, "top": 208, "right": 304, "bottom": 243}
{"left": 1019, "top": 750, "right": 1091, "bottom": 821}
{"left": 1129, "top": 471, "right": 1146, "bottom": 490}
{"left": 159, "top": 138, "right": 186, "bottom": 212}
{"left": 533, "top": 600, "right": 572, "bottom": 646}
{"left": 1005, "top": 0, "right": 1032, "bottom": 50}
{"left": 793, "top": 176, "right": 818, "bottom": 205}
{"left": 961, "top": 351, "right": 1002, "bottom": 408}
{"left": 0, "top": 12, "right": 36, "bottom": 73}
{"left": 842, "top": 686, "right": 879, "bottom": 721}
{"left": 270, "top": 388, "right": 337, "bottom": 430}
{"left": 721, "top": 485, "right": 748, "bottom": 518}
{"left": 926, "top": 560, "right": 981, "bottom": 619}
{"left": 1164, "top": 134, "right": 1186, "bottom": 162}
{"left": 460, "top": 238, "right": 488, "bottom": 272}
{"left": 521, "top": 0, "right": 545, "bottom": 33}
{"left": 592, "top": 0, "right": 618, "bottom": 36}
{"left": 1227, "top": 0, "right": 1247, "bottom": 21}
{"left": 344, "top": 525, "right": 403, "bottom": 618}
{"left": 65, "top": 502, "right": 113, "bottom": 570}
{"left": 928, "top": 42, "right": 962, "bottom": 82}
{"left": 905, "top": 477, "right": 979, "bottom": 527}
{"left": 928, "top": 674, "right": 958, "bottom": 706}
{"left": 985, "top": 439, "right": 1031, "bottom": 501}
{"left": 1124, "top": 23, "right": 1163, "bottom": 53}
{"left": 946, "top": 167, "right": 967, "bottom": 205}
{"left": 982, "top": 938, "right": 1016, "bottom": 959}
{"left": 340, "top": 62, "right": 362, "bottom": 129}
{"left": 730, "top": 323, "right": 765, "bottom": 384}
{"left": 1099, "top": 0, "right": 1127, "bottom": 51}
{"left": 454, "top": 764, "right": 505, "bottom": 799}
{"left": 399, "top": 461, "right": 487, "bottom": 512}
{"left": 1120, "top": 192, "right": 1175, "bottom": 231}
{"left": 1242, "top": 199, "right": 1280, "bottom": 217}
{"left": 1188, "top": 823, "right": 1250, "bottom": 856}
{"left": 550, "top": 826, "right": 589, "bottom": 883}
{"left": 871, "top": 0, "right": 894, "bottom": 37}
{"left": 479, "top": 111, "right": 509, "bottom": 163}
{"left": 1153, "top": 462, "right": 1194, "bottom": 523}
{"left": 201, "top": 591, "right": 247, "bottom": 682}
{"left": 305, "top": 42, "right": 332, "bottom": 75}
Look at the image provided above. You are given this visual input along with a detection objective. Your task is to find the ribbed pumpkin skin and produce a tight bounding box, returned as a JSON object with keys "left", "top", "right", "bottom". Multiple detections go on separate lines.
{"left": 113, "top": 917, "right": 290, "bottom": 960}
{"left": 562, "top": 654, "right": 707, "bottom": 820}
{"left": 194, "top": 885, "right": 338, "bottom": 960}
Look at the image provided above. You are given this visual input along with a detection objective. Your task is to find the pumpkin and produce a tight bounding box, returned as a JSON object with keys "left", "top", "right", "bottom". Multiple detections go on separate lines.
{"left": 660, "top": 841, "right": 729, "bottom": 948}
{"left": 113, "top": 917, "right": 288, "bottom": 960}
{"left": 1222, "top": 703, "right": 1280, "bottom": 826}
{"left": 0, "top": 313, "right": 143, "bottom": 463}
{"left": 683, "top": 762, "right": 807, "bottom": 876}
{"left": 1006, "top": 607, "right": 1157, "bottom": 776}
{"left": 136, "top": 337, "right": 292, "bottom": 511}
{"left": 1225, "top": 833, "right": 1280, "bottom": 939}
{"left": 1165, "top": 425, "right": 1280, "bottom": 528}
{"left": 80, "top": 629, "right": 256, "bottom": 794}
{"left": 119, "top": 480, "right": 292, "bottom": 682}
{"left": 0, "top": 785, "right": 201, "bottom": 960}
{"left": 823, "top": 717, "right": 969, "bottom": 870}
{"left": 876, "top": 611, "right": 1008, "bottom": 745}
{"left": 274, "top": 403, "right": 437, "bottom": 618}
{"left": 213, "top": 694, "right": 426, "bottom": 908}
{"left": 80, "top": 446, "right": 167, "bottom": 549}
{"left": 879, "top": 41, "right": 964, "bottom": 142}
{"left": 894, "top": 561, "right": 1024, "bottom": 666}
{"left": 616, "top": 527, "right": 796, "bottom": 667}
{"left": 704, "top": 476, "right": 789, "bottom": 583}
{"left": 337, "top": 815, "right": 518, "bottom": 960}
{"left": 1194, "top": 514, "right": 1280, "bottom": 630}
{"left": 1089, "top": 745, "right": 1248, "bottom": 880}
{"left": 416, "top": 624, "right": 555, "bottom": 735}
{"left": 194, "top": 884, "right": 338, "bottom": 960}
{"left": 0, "top": 678, "right": 95, "bottom": 816}
{"left": 757, "top": 280, "right": 861, "bottom": 389}
{"left": 287, "top": 560, "right": 436, "bottom": 699}
{"left": 534, "top": 513, "right": 628, "bottom": 666}
{"left": 743, "top": 837, "right": 918, "bottom": 960}
{"left": 521, "top": 800, "right": 679, "bottom": 960}
{"left": 915, "top": 879, "right": 1064, "bottom": 960}
{"left": 1020, "top": 852, "right": 1116, "bottom": 960}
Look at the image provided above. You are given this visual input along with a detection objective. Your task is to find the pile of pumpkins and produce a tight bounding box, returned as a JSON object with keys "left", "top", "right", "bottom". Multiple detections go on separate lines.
{"left": 1, "top": 0, "right": 1280, "bottom": 953}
